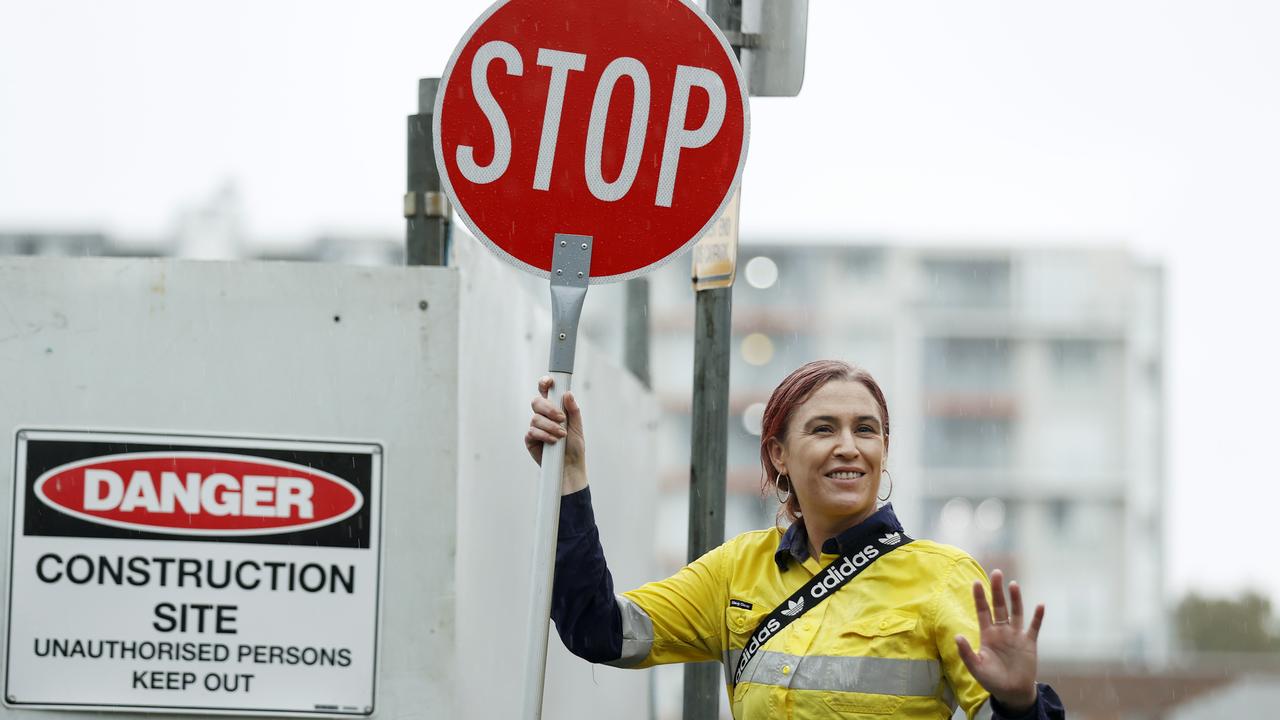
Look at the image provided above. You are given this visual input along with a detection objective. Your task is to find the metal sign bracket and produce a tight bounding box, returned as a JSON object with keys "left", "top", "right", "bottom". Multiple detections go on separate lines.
{"left": 548, "top": 234, "right": 592, "bottom": 373}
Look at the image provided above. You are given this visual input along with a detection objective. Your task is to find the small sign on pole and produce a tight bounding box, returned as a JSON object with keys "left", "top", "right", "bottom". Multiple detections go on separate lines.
{"left": 692, "top": 187, "right": 741, "bottom": 291}
{"left": 433, "top": 0, "right": 749, "bottom": 717}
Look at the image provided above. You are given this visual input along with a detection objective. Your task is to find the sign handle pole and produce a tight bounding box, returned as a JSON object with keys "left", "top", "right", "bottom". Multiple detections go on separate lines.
{"left": 522, "top": 234, "right": 593, "bottom": 720}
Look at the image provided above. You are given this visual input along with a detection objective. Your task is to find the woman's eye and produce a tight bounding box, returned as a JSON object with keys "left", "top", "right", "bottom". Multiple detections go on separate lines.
{"left": 858, "top": 425, "right": 875, "bottom": 434}
{"left": 813, "top": 425, "right": 833, "bottom": 434}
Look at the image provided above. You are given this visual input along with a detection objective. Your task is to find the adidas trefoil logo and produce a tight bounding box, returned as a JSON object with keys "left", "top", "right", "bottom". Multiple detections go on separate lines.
{"left": 879, "top": 532, "right": 902, "bottom": 546}
{"left": 780, "top": 597, "right": 806, "bottom": 617}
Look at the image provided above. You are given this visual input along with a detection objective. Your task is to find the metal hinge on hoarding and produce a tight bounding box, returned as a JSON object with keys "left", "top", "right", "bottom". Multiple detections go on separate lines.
{"left": 721, "top": 30, "right": 762, "bottom": 49}
{"left": 403, "top": 191, "right": 451, "bottom": 219}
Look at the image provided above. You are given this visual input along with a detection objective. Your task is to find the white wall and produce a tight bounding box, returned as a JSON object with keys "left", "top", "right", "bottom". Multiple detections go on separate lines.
{"left": 452, "top": 232, "right": 660, "bottom": 720}
{"left": 0, "top": 249, "right": 663, "bottom": 720}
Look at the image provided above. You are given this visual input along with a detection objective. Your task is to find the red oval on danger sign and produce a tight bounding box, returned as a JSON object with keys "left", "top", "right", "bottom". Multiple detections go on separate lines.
{"left": 34, "top": 452, "right": 364, "bottom": 536}
{"left": 434, "top": 0, "right": 749, "bottom": 282}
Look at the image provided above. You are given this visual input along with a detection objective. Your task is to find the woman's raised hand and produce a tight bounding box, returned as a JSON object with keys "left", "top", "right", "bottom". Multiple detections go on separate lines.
{"left": 524, "top": 375, "right": 588, "bottom": 494}
{"left": 955, "top": 569, "right": 1044, "bottom": 714}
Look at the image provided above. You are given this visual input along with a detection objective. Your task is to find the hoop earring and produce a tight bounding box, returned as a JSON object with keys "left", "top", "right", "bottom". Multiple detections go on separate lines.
{"left": 775, "top": 473, "right": 791, "bottom": 504}
{"left": 878, "top": 469, "right": 894, "bottom": 502}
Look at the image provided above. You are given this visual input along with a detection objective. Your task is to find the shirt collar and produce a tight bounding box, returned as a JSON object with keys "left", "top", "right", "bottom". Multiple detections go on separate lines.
{"left": 774, "top": 503, "right": 906, "bottom": 571}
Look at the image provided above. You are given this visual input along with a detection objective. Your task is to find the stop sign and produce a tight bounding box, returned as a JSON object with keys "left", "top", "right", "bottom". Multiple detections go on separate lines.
{"left": 433, "top": 0, "right": 749, "bottom": 283}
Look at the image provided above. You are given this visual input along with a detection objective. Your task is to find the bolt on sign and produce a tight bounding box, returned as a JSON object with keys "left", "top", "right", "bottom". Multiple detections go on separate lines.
{"left": 4, "top": 431, "right": 383, "bottom": 716}
{"left": 434, "top": 0, "right": 750, "bottom": 282}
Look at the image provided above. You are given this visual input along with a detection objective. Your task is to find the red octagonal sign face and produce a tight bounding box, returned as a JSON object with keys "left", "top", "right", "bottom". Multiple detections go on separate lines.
{"left": 434, "top": 0, "right": 749, "bottom": 283}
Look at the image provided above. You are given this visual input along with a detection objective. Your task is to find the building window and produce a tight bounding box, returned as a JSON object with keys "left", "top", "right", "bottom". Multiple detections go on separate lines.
{"left": 924, "top": 417, "right": 1013, "bottom": 468}
{"left": 727, "top": 418, "right": 762, "bottom": 468}
{"left": 924, "top": 338, "right": 1013, "bottom": 393}
{"left": 922, "top": 258, "right": 1011, "bottom": 308}
{"left": 742, "top": 402, "right": 766, "bottom": 436}
{"left": 924, "top": 496, "right": 1015, "bottom": 555}
{"left": 1048, "top": 498, "right": 1071, "bottom": 537}
{"left": 1050, "top": 339, "right": 1100, "bottom": 380}
{"left": 844, "top": 248, "right": 884, "bottom": 283}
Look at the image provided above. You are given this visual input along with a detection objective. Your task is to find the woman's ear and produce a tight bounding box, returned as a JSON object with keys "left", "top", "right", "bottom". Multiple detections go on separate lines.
{"left": 766, "top": 436, "right": 787, "bottom": 475}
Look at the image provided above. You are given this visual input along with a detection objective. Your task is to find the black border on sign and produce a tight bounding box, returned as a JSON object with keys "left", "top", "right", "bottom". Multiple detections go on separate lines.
{"left": 20, "top": 441, "right": 374, "bottom": 547}
{"left": 4, "top": 429, "right": 386, "bottom": 718}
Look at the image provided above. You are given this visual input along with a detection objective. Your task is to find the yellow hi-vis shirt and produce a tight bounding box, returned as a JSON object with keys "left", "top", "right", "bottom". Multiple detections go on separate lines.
{"left": 614, "top": 528, "right": 998, "bottom": 719}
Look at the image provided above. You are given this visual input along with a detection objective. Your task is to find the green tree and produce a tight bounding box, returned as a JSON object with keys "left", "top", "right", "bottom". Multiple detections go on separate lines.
{"left": 1175, "top": 591, "right": 1280, "bottom": 653}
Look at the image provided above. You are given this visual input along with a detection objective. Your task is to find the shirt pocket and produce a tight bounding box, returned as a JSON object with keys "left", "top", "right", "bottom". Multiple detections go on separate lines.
{"left": 819, "top": 693, "right": 906, "bottom": 717}
{"left": 813, "top": 610, "right": 923, "bottom": 716}
{"left": 725, "top": 605, "right": 769, "bottom": 702}
{"left": 836, "top": 609, "right": 919, "bottom": 658}
{"left": 726, "top": 604, "right": 769, "bottom": 641}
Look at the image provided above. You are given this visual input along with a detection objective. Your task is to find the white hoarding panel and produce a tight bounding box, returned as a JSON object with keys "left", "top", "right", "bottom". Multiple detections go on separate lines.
{"left": 451, "top": 233, "right": 660, "bottom": 719}
{"left": 0, "top": 257, "right": 457, "bottom": 720}
{"left": 6, "top": 430, "right": 382, "bottom": 716}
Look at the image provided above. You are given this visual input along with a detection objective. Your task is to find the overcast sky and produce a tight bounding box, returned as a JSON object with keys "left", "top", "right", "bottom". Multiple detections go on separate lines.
{"left": 3, "top": 0, "right": 1278, "bottom": 602}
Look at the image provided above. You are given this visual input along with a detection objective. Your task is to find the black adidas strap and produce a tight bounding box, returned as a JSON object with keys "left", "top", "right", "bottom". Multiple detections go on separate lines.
{"left": 731, "top": 530, "right": 913, "bottom": 687}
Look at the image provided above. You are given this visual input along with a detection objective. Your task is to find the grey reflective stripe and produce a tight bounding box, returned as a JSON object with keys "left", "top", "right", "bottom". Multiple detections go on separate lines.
{"left": 942, "top": 681, "right": 959, "bottom": 712}
{"left": 604, "top": 595, "right": 654, "bottom": 668}
{"left": 722, "top": 649, "right": 743, "bottom": 685}
{"left": 941, "top": 681, "right": 997, "bottom": 719}
{"left": 733, "top": 650, "right": 941, "bottom": 696}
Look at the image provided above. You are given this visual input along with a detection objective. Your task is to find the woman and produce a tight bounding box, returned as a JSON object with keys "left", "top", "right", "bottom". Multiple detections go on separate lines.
{"left": 526, "top": 360, "right": 1065, "bottom": 719}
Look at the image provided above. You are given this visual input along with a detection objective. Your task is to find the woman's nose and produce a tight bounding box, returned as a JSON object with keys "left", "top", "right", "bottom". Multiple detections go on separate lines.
{"left": 834, "top": 428, "right": 860, "bottom": 456}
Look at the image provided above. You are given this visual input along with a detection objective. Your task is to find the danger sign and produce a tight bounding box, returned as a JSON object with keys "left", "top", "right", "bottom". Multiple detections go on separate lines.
{"left": 35, "top": 452, "right": 362, "bottom": 535}
{"left": 434, "top": 0, "right": 749, "bottom": 282}
{"left": 4, "top": 431, "right": 383, "bottom": 716}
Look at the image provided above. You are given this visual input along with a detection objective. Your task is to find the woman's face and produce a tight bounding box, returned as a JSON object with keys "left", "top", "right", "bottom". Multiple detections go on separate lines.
{"left": 768, "top": 380, "right": 887, "bottom": 533}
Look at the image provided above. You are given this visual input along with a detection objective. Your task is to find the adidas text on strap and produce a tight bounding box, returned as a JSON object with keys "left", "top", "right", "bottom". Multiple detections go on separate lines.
{"left": 731, "top": 531, "right": 912, "bottom": 687}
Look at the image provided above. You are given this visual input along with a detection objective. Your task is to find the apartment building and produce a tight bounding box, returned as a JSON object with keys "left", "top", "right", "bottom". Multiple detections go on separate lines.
{"left": 603, "top": 241, "right": 1167, "bottom": 664}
